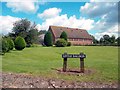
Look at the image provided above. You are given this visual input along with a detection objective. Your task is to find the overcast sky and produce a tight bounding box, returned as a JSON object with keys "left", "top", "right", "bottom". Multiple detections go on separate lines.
{"left": 0, "top": 0, "right": 119, "bottom": 39}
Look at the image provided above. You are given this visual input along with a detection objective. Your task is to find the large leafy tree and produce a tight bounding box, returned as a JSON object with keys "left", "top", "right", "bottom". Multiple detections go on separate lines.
{"left": 44, "top": 31, "right": 53, "bottom": 46}
{"left": 11, "top": 19, "right": 39, "bottom": 46}
{"left": 13, "top": 19, "right": 31, "bottom": 38}
{"left": 103, "top": 34, "right": 111, "bottom": 45}
{"left": 60, "top": 31, "right": 68, "bottom": 41}
{"left": 99, "top": 34, "right": 116, "bottom": 46}
{"left": 25, "top": 29, "right": 39, "bottom": 46}
{"left": 100, "top": 37, "right": 104, "bottom": 45}
{"left": 110, "top": 35, "right": 116, "bottom": 44}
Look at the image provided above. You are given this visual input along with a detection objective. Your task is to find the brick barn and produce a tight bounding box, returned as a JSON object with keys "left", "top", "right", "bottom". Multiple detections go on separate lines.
{"left": 48, "top": 26, "right": 93, "bottom": 45}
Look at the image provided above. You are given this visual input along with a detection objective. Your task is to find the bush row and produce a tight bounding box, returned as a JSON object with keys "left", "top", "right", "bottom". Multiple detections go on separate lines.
{"left": 1, "top": 36, "right": 26, "bottom": 55}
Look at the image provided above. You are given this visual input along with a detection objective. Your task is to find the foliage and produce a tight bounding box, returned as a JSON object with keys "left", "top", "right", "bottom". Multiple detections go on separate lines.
{"left": 1, "top": 38, "right": 9, "bottom": 54}
{"left": 110, "top": 35, "right": 115, "bottom": 44}
{"left": 44, "top": 31, "right": 53, "bottom": 46}
{"left": 116, "top": 37, "right": 120, "bottom": 46}
{"left": 60, "top": 31, "right": 68, "bottom": 41}
{"left": 39, "top": 30, "right": 47, "bottom": 35}
{"left": 11, "top": 19, "right": 39, "bottom": 46}
{"left": 91, "top": 35, "right": 99, "bottom": 44}
{"left": 67, "top": 42, "right": 71, "bottom": 46}
{"left": 13, "top": 19, "right": 31, "bottom": 38}
{"left": 98, "top": 34, "right": 118, "bottom": 46}
{"left": 7, "top": 38, "right": 14, "bottom": 50}
{"left": 25, "top": 29, "right": 39, "bottom": 47}
{"left": 14, "top": 36, "right": 26, "bottom": 50}
{"left": 31, "top": 44, "right": 39, "bottom": 47}
{"left": 55, "top": 39, "right": 67, "bottom": 47}
{"left": 103, "top": 35, "right": 111, "bottom": 45}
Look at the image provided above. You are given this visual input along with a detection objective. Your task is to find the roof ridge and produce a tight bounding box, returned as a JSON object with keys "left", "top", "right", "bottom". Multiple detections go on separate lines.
{"left": 50, "top": 25, "right": 86, "bottom": 31}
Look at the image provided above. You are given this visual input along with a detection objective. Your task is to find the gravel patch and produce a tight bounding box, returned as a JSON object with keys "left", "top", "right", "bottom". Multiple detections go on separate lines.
{"left": 1, "top": 72, "right": 118, "bottom": 88}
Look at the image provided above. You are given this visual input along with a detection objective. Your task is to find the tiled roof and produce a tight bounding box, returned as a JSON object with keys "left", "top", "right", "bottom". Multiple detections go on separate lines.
{"left": 49, "top": 26, "right": 92, "bottom": 39}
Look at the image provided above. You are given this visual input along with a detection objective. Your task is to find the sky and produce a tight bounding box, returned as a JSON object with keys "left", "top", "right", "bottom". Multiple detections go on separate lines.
{"left": 0, "top": 0, "right": 119, "bottom": 40}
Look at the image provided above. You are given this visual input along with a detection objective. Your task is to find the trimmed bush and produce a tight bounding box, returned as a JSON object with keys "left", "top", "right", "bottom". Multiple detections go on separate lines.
{"left": 2, "top": 39, "right": 9, "bottom": 54}
{"left": 7, "top": 38, "right": 14, "bottom": 50}
{"left": 44, "top": 31, "right": 53, "bottom": 46}
{"left": 67, "top": 42, "right": 71, "bottom": 46}
{"left": 15, "top": 36, "right": 26, "bottom": 50}
{"left": 60, "top": 31, "right": 68, "bottom": 41}
{"left": 55, "top": 39, "right": 67, "bottom": 47}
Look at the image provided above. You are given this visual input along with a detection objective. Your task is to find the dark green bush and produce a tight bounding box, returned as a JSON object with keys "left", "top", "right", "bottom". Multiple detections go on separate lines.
{"left": 67, "top": 42, "right": 71, "bottom": 46}
{"left": 2, "top": 39, "right": 9, "bottom": 54}
{"left": 15, "top": 36, "right": 26, "bottom": 50}
{"left": 7, "top": 38, "right": 14, "bottom": 50}
{"left": 55, "top": 39, "right": 67, "bottom": 47}
{"left": 44, "top": 31, "right": 53, "bottom": 46}
{"left": 60, "top": 31, "right": 68, "bottom": 41}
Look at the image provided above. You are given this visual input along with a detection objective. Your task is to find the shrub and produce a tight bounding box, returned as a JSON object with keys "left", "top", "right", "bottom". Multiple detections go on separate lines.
{"left": 7, "top": 38, "right": 14, "bottom": 50}
{"left": 60, "top": 31, "right": 68, "bottom": 41}
{"left": 1, "top": 39, "right": 9, "bottom": 54}
{"left": 67, "top": 42, "right": 71, "bottom": 46}
{"left": 44, "top": 31, "right": 53, "bottom": 46}
{"left": 15, "top": 36, "right": 26, "bottom": 50}
{"left": 55, "top": 39, "right": 67, "bottom": 47}
{"left": 31, "top": 44, "right": 38, "bottom": 47}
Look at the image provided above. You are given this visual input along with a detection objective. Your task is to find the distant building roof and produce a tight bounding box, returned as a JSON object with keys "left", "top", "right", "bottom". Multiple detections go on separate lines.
{"left": 49, "top": 26, "right": 92, "bottom": 39}
{"left": 38, "top": 34, "right": 45, "bottom": 40}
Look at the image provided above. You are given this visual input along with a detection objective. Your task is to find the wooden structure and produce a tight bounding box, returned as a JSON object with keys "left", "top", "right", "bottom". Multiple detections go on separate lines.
{"left": 62, "top": 52, "right": 86, "bottom": 73}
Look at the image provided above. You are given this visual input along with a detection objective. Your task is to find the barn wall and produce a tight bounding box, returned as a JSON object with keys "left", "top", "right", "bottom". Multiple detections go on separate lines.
{"left": 68, "top": 39, "right": 93, "bottom": 45}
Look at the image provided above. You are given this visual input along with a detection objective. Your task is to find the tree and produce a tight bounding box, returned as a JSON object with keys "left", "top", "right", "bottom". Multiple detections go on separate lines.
{"left": 13, "top": 19, "right": 31, "bottom": 38}
{"left": 91, "top": 35, "right": 99, "bottom": 44}
{"left": 1, "top": 38, "right": 9, "bottom": 55}
{"left": 116, "top": 37, "right": 120, "bottom": 46}
{"left": 44, "top": 31, "right": 53, "bottom": 46}
{"left": 110, "top": 35, "right": 116, "bottom": 44}
{"left": 25, "top": 29, "right": 39, "bottom": 47}
{"left": 60, "top": 31, "right": 68, "bottom": 41}
{"left": 12, "top": 19, "right": 39, "bottom": 46}
{"left": 103, "top": 34, "right": 111, "bottom": 45}
{"left": 100, "top": 37, "right": 104, "bottom": 45}
{"left": 15, "top": 36, "right": 26, "bottom": 50}
{"left": 7, "top": 38, "right": 14, "bottom": 50}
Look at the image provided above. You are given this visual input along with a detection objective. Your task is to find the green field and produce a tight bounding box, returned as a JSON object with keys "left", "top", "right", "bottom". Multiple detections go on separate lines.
{"left": 1, "top": 46, "right": 118, "bottom": 83}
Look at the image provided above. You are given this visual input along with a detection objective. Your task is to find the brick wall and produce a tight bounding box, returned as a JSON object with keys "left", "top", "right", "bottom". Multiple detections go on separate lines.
{"left": 68, "top": 39, "right": 92, "bottom": 45}
{"left": 54, "top": 38, "right": 93, "bottom": 45}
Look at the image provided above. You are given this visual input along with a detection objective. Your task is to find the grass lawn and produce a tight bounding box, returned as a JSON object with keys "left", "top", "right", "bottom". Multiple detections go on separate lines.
{"left": 1, "top": 46, "right": 118, "bottom": 83}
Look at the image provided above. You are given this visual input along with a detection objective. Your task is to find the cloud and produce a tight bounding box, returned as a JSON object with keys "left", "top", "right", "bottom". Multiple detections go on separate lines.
{"left": 37, "top": 7, "right": 94, "bottom": 31}
{"left": 6, "top": 0, "right": 40, "bottom": 13}
{"left": 94, "top": 24, "right": 118, "bottom": 40}
{"left": 80, "top": 2, "right": 117, "bottom": 18}
{"left": 37, "top": 7, "right": 62, "bottom": 19}
{"left": 0, "top": 15, "right": 20, "bottom": 35}
{"left": 80, "top": 2, "right": 118, "bottom": 39}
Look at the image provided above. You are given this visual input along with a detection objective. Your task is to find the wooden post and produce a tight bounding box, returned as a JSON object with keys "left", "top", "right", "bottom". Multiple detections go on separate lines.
{"left": 63, "top": 58, "right": 67, "bottom": 72}
{"left": 80, "top": 58, "right": 84, "bottom": 73}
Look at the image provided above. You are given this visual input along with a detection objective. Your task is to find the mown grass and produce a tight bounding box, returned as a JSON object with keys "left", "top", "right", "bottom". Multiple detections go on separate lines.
{"left": 1, "top": 46, "right": 118, "bottom": 83}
